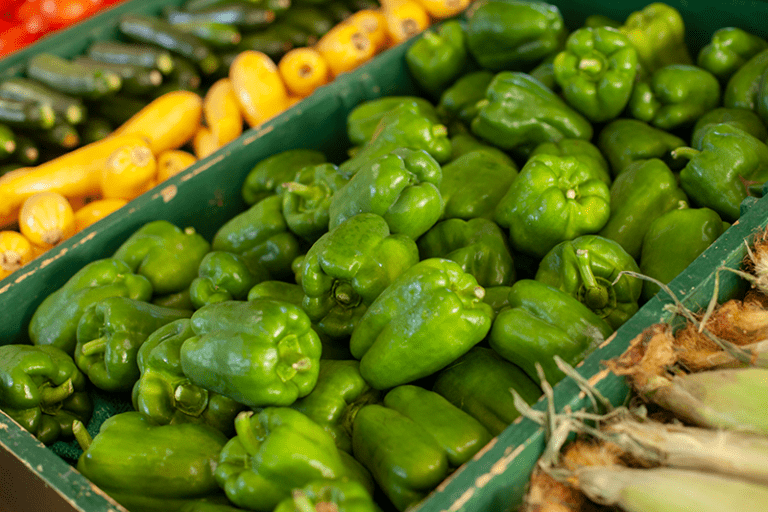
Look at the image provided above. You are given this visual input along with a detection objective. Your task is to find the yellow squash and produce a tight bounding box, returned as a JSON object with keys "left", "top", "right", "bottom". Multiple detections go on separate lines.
{"left": 0, "top": 230, "right": 35, "bottom": 280}
{"left": 73, "top": 198, "right": 128, "bottom": 233}
{"left": 101, "top": 141, "right": 157, "bottom": 200}
{"left": 229, "top": 50, "right": 290, "bottom": 127}
{"left": 204, "top": 78, "right": 244, "bottom": 146}
{"left": 278, "top": 47, "right": 331, "bottom": 98}
{"left": 18, "top": 192, "right": 76, "bottom": 250}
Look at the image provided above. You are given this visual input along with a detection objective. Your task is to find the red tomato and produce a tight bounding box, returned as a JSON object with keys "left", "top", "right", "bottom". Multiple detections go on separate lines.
{"left": 0, "top": 23, "right": 38, "bottom": 57}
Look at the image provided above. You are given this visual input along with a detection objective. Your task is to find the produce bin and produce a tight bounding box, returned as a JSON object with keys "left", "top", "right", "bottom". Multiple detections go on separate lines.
{"left": 2, "top": 0, "right": 768, "bottom": 511}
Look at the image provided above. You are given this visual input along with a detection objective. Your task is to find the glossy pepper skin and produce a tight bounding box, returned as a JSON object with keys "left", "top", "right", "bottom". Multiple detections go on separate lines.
{"left": 29, "top": 258, "right": 153, "bottom": 355}
{"left": 488, "top": 279, "right": 613, "bottom": 385}
{"left": 74, "top": 297, "right": 192, "bottom": 392}
{"left": 471, "top": 72, "right": 593, "bottom": 158}
{"left": 448, "top": 132, "right": 516, "bottom": 167}
{"left": 495, "top": 154, "right": 611, "bottom": 260}
{"left": 598, "top": 158, "right": 689, "bottom": 260}
{"left": 281, "top": 163, "right": 350, "bottom": 244}
{"left": 465, "top": 0, "right": 566, "bottom": 72}
{"left": 300, "top": 213, "right": 418, "bottom": 339}
{"left": 530, "top": 139, "right": 611, "bottom": 186}
{"left": 346, "top": 96, "right": 440, "bottom": 147}
{"left": 77, "top": 411, "right": 228, "bottom": 508}
{"left": 618, "top": 2, "right": 692, "bottom": 74}
{"left": 535, "top": 235, "right": 642, "bottom": 330}
{"left": 189, "top": 251, "right": 270, "bottom": 309}
{"left": 629, "top": 64, "right": 721, "bottom": 131}
{"left": 438, "top": 150, "right": 518, "bottom": 221}
{"left": 723, "top": 48, "right": 768, "bottom": 112}
{"left": 698, "top": 27, "right": 768, "bottom": 83}
{"left": 350, "top": 258, "right": 494, "bottom": 390}
{"left": 436, "top": 70, "right": 494, "bottom": 126}
{"left": 417, "top": 218, "right": 515, "bottom": 288}
{"left": 329, "top": 149, "right": 444, "bottom": 240}
{"left": 596, "top": 118, "right": 686, "bottom": 177}
{"left": 691, "top": 107, "right": 768, "bottom": 149}
{"left": 212, "top": 195, "right": 303, "bottom": 281}
{"left": 290, "top": 359, "right": 381, "bottom": 453}
{"left": 241, "top": 149, "right": 327, "bottom": 206}
{"left": 339, "top": 102, "right": 452, "bottom": 176}
{"left": 272, "top": 479, "right": 378, "bottom": 512}
{"left": 113, "top": 220, "right": 212, "bottom": 297}
{"left": 553, "top": 26, "right": 638, "bottom": 122}
{"left": 0, "top": 345, "right": 92, "bottom": 445}
{"left": 640, "top": 207, "right": 725, "bottom": 302}
{"left": 180, "top": 300, "right": 321, "bottom": 408}
{"left": 432, "top": 347, "right": 542, "bottom": 436}
{"left": 132, "top": 319, "right": 246, "bottom": 437}
{"left": 215, "top": 408, "right": 347, "bottom": 512}
{"left": 406, "top": 20, "right": 468, "bottom": 98}
{"left": 676, "top": 123, "right": 768, "bottom": 222}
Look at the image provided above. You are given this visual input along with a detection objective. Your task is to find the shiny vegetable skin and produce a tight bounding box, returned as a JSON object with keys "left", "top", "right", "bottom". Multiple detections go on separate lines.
{"left": 596, "top": 118, "right": 686, "bottom": 177}
{"left": 272, "top": 479, "right": 378, "bottom": 512}
{"left": 698, "top": 27, "right": 768, "bottom": 83}
{"left": 242, "top": 149, "right": 327, "bottom": 206}
{"left": 27, "top": 54, "right": 122, "bottom": 100}
{"left": 189, "top": 250, "right": 270, "bottom": 309}
{"left": 406, "top": 20, "right": 469, "bottom": 98}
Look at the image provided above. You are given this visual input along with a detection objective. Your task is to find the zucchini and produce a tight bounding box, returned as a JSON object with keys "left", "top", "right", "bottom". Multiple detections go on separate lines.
{"left": 185, "top": 0, "right": 290, "bottom": 16}
{"left": 90, "top": 94, "right": 147, "bottom": 126}
{"left": 27, "top": 121, "right": 80, "bottom": 150}
{"left": 80, "top": 117, "right": 114, "bottom": 145}
{"left": 12, "top": 135, "right": 40, "bottom": 166}
{"left": 236, "top": 29, "right": 294, "bottom": 61}
{"left": 0, "top": 98, "right": 56, "bottom": 130}
{"left": 0, "top": 78, "right": 86, "bottom": 125}
{"left": 165, "top": 4, "right": 276, "bottom": 30}
{"left": 27, "top": 54, "right": 122, "bottom": 100}
{"left": 344, "top": 0, "right": 379, "bottom": 11}
{"left": 73, "top": 57, "right": 163, "bottom": 97}
{"left": 272, "top": 21, "right": 317, "bottom": 47}
{"left": 172, "top": 21, "right": 242, "bottom": 48}
{"left": 0, "top": 163, "right": 23, "bottom": 177}
{"left": 119, "top": 14, "right": 221, "bottom": 76}
{"left": 0, "top": 124, "right": 16, "bottom": 161}
{"left": 323, "top": 0, "right": 355, "bottom": 23}
{"left": 168, "top": 56, "right": 203, "bottom": 91}
{"left": 88, "top": 41, "right": 175, "bottom": 76}
{"left": 280, "top": 5, "right": 336, "bottom": 38}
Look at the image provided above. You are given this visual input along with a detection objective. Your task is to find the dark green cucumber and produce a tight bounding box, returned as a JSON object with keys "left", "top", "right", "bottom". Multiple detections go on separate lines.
{"left": 0, "top": 78, "right": 86, "bottom": 125}
{"left": 88, "top": 41, "right": 175, "bottom": 76}
{"left": 263, "top": 0, "right": 292, "bottom": 18}
{"left": 0, "top": 98, "right": 56, "bottom": 130}
{"left": 0, "top": 163, "right": 23, "bottom": 177}
{"left": 119, "top": 14, "right": 221, "bottom": 75}
{"left": 322, "top": 0, "right": 354, "bottom": 23}
{"left": 73, "top": 57, "right": 163, "bottom": 97}
{"left": 279, "top": 5, "right": 335, "bottom": 38}
{"left": 12, "top": 135, "right": 39, "bottom": 166}
{"left": 26, "top": 121, "right": 80, "bottom": 150}
{"left": 90, "top": 94, "right": 147, "bottom": 126}
{"left": 165, "top": 4, "right": 276, "bottom": 30}
{"left": 0, "top": 124, "right": 16, "bottom": 160}
{"left": 237, "top": 29, "right": 294, "bottom": 61}
{"left": 79, "top": 117, "right": 114, "bottom": 145}
{"left": 185, "top": 0, "right": 291, "bottom": 17}
{"left": 27, "top": 54, "right": 122, "bottom": 100}
{"left": 271, "top": 21, "right": 317, "bottom": 47}
{"left": 344, "top": 0, "right": 379, "bottom": 11}
{"left": 172, "top": 21, "right": 242, "bottom": 48}
{"left": 166, "top": 56, "right": 203, "bottom": 91}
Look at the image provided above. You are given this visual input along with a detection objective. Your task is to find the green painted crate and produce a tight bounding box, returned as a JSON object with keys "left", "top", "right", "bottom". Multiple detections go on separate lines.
{"left": 2, "top": 0, "right": 768, "bottom": 511}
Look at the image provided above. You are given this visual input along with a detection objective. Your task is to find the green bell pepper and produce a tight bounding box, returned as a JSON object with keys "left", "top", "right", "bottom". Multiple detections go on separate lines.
{"left": 153, "top": 289, "right": 195, "bottom": 310}
{"left": 347, "top": 96, "right": 440, "bottom": 147}
{"left": 618, "top": 2, "right": 692, "bottom": 74}
{"left": 628, "top": 64, "right": 721, "bottom": 131}
{"left": 465, "top": 0, "right": 566, "bottom": 72}
{"left": 691, "top": 107, "right": 768, "bottom": 149}
{"left": 447, "top": 133, "right": 515, "bottom": 167}
{"left": 350, "top": 258, "right": 494, "bottom": 390}
{"left": 0, "top": 344, "right": 91, "bottom": 444}
{"left": 596, "top": 118, "right": 686, "bottom": 177}
{"left": 724, "top": 48, "right": 768, "bottom": 111}
{"left": 290, "top": 359, "right": 381, "bottom": 453}
{"left": 640, "top": 207, "right": 725, "bottom": 302}
{"left": 241, "top": 149, "right": 327, "bottom": 206}
{"left": 113, "top": 220, "right": 212, "bottom": 297}
{"left": 180, "top": 299, "right": 322, "bottom": 407}
{"left": 74, "top": 297, "right": 192, "bottom": 392}
{"left": 329, "top": 148, "right": 444, "bottom": 240}
{"left": 431, "top": 347, "right": 542, "bottom": 436}
{"left": 436, "top": 70, "right": 494, "bottom": 126}
{"left": 406, "top": 20, "right": 468, "bottom": 98}
{"left": 529, "top": 52, "right": 558, "bottom": 92}
{"left": 339, "top": 102, "right": 452, "bottom": 177}
{"left": 29, "top": 258, "right": 153, "bottom": 355}
{"left": 529, "top": 139, "right": 611, "bottom": 186}
{"left": 675, "top": 123, "right": 768, "bottom": 222}
{"left": 132, "top": 319, "right": 246, "bottom": 436}
{"left": 215, "top": 408, "right": 347, "bottom": 511}
{"left": 273, "top": 479, "right": 378, "bottom": 512}
{"left": 488, "top": 279, "right": 613, "bottom": 385}
{"left": 438, "top": 149, "right": 518, "bottom": 221}
{"left": 698, "top": 27, "right": 768, "bottom": 83}
{"left": 417, "top": 218, "right": 515, "bottom": 288}
{"left": 553, "top": 26, "right": 638, "bottom": 122}
{"left": 482, "top": 285, "right": 514, "bottom": 318}
{"left": 351, "top": 403, "right": 448, "bottom": 512}
{"left": 76, "top": 411, "right": 228, "bottom": 510}
{"left": 281, "top": 163, "right": 350, "bottom": 243}
{"left": 583, "top": 14, "right": 621, "bottom": 30}
{"left": 212, "top": 194, "right": 303, "bottom": 281}
{"left": 598, "top": 158, "right": 689, "bottom": 260}
{"left": 471, "top": 71, "right": 593, "bottom": 158}
{"left": 494, "top": 154, "right": 611, "bottom": 259}
{"left": 189, "top": 251, "right": 270, "bottom": 309}
{"left": 300, "top": 212, "right": 419, "bottom": 339}
{"left": 535, "top": 235, "right": 642, "bottom": 330}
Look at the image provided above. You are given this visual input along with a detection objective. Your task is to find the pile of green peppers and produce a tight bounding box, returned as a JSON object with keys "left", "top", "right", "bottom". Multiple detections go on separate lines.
{"left": 5, "top": 2, "right": 768, "bottom": 512}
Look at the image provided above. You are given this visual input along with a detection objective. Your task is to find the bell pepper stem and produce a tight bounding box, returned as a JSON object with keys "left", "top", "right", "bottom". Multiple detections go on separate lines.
{"left": 671, "top": 146, "right": 700, "bottom": 162}
{"left": 40, "top": 378, "right": 74, "bottom": 406}
{"left": 283, "top": 182, "right": 323, "bottom": 201}
{"left": 72, "top": 420, "right": 92, "bottom": 452}
{"left": 574, "top": 248, "right": 610, "bottom": 310}
{"left": 173, "top": 383, "right": 209, "bottom": 417}
{"left": 291, "top": 490, "right": 316, "bottom": 512}
{"left": 80, "top": 337, "right": 108, "bottom": 357}
{"left": 333, "top": 281, "right": 360, "bottom": 307}
{"left": 432, "top": 124, "right": 448, "bottom": 138}
{"left": 234, "top": 411, "right": 262, "bottom": 455}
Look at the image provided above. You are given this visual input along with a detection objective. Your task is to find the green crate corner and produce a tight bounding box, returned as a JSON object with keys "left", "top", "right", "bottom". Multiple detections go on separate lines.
{"left": 2, "top": 0, "right": 768, "bottom": 511}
